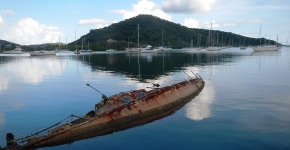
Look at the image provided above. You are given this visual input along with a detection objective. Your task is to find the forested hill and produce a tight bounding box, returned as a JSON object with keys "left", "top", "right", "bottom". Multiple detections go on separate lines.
{"left": 0, "top": 15, "right": 276, "bottom": 51}
{"left": 0, "top": 40, "right": 18, "bottom": 50}
{"left": 68, "top": 14, "right": 272, "bottom": 51}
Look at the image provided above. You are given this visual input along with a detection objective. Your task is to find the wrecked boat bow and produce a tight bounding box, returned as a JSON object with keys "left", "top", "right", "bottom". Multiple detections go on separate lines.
{"left": 1, "top": 72, "right": 205, "bottom": 150}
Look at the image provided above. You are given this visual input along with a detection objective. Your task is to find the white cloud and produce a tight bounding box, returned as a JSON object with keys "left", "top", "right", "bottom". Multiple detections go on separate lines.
{"left": 78, "top": 18, "right": 117, "bottom": 29}
{"left": 1, "top": 10, "right": 15, "bottom": 15}
{"left": 202, "top": 21, "right": 220, "bottom": 29}
{"left": 201, "top": 21, "right": 237, "bottom": 29}
{"left": 184, "top": 18, "right": 199, "bottom": 28}
{"left": 223, "top": 23, "right": 236, "bottom": 27}
{"left": 111, "top": 0, "right": 172, "bottom": 21}
{"left": 236, "top": 18, "right": 261, "bottom": 23}
{"left": 0, "top": 14, "right": 5, "bottom": 26}
{"left": 3, "top": 18, "right": 64, "bottom": 45}
{"left": 162, "top": 0, "right": 217, "bottom": 14}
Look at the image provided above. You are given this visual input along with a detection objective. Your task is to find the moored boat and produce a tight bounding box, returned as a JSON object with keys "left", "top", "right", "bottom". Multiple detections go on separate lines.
{"left": 252, "top": 45, "right": 281, "bottom": 52}
{"left": 1, "top": 73, "right": 205, "bottom": 150}
{"left": 29, "top": 50, "right": 56, "bottom": 56}
{"left": 4, "top": 46, "right": 27, "bottom": 54}
{"left": 206, "top": 47, "right": 220, "bottom": 51}
{"left": 240, "top": 47, "right": 247, "bottom": 50}
{"left": 74, "top": 50, "right": 80, "bottom": 54}
{"left": 141, "top": 45, "right": 158, "bottom": 53}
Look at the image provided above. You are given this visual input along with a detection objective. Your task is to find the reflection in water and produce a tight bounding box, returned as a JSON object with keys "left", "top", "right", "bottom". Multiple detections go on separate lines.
{"left": 77, "top": 51, "right": 245, "bottom": 82}
{"left": 250, "top": 51, "right": 281, "bottom": 56}
{"left": 185, "top": 79, "right": 215, "bottom": 120}
{"left": 1, "top": 48, "right": 290, "bottom": 149}
{"left": 5, "top": 56, "right": 66, "bottom": 85}
{"left": 0, "top": 113, "right": 4, "bottom": 126}
{"left": 10, "top": 102, "right": 25, "bottom": 110}
{"left": 0, "top": 72, "right": 9, "bottom": 94}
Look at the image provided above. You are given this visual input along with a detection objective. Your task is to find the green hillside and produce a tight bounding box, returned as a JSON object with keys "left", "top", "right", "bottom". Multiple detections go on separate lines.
{"left": 0, "top": 40, "right": 19, "bottom": 51}
{"left": 68, "top": 15, "right": 275, "bottom": 51}
{"left": 1, "top": 15, "right": 278, "bottom": 51}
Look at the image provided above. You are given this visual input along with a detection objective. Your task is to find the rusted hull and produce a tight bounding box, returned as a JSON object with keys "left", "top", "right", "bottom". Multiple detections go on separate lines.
{"left": 21, "top": 79, "right": 205, "bottom": 149}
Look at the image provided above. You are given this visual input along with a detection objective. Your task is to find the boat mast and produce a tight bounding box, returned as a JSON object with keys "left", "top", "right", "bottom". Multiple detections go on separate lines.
{"left": 191, "top": 38, "right": 193, "bottom": 47}
{"left": 210, "top": 22, "right": 212, "bottom": 47}
{"left": 138, "top": 24, "right": 139, "bottom": 48}
{"left": 259, "top": 25, "right": 262, "bottom": 45}
{"left": 276, "top": 34, "right": 278, "bottom": 46}
{"left": 286, "top": 31, "right": 290, "bottom": 46}
{"left": 162, "top": 30, "right": 164, "bottom": 47}
{"left": 196, "top": 34, "right": 199, "bottom": 47}
{"left": 59, "top": 36, "right": 60, "bottom": 50}
{"left": 108, "top": 37, "right": 110, "bottom": 50}
{"left": 75, "top": 30, "right": 76, "bottom": 50}
{"left": 81, "top": 38, "right": 83, "bottom": 50}
{"left": 217, "top": 32, "right": 219, "bottom": 47}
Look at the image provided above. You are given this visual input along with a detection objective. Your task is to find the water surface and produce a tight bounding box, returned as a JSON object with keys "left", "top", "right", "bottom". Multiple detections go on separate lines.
{"left": 0, "top": 47, "right": 289, "bottom": 149}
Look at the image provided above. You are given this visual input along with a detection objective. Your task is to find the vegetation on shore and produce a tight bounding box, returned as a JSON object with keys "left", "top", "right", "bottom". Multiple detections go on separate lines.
{"left": 1, "top": 15, "right": 278, "bottom": 51}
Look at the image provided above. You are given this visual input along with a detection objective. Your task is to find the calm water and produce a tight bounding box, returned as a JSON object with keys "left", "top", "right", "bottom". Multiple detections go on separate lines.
{"left": 0, "top": 48, "right": 290, "bottom": 150}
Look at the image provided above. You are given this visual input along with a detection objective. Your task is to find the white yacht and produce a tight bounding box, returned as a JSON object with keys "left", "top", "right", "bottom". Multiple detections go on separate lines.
{"left": 253, "top": 25, "right": 281, "bottom": 52}
{"left": 4, "top": 46, "right": 27, "bottom": 54}
{"left": 141, "top": 45, "right": 158, "bottom": 53}
{"left": 252, "top": 46, "right": 281, "bottom": 52}
{"left": 29, "top": 50, "right": 56, "bottom": 56}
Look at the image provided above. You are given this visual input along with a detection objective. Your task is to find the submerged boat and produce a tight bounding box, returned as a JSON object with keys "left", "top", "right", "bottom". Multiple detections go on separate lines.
{"left": 1, "top": 74, "right": 204, "bottom": 150}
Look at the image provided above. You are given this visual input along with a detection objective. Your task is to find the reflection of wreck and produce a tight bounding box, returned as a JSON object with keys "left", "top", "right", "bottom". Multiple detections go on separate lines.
{"left": 2, "top": 74, "right": 204, "bottom": 150}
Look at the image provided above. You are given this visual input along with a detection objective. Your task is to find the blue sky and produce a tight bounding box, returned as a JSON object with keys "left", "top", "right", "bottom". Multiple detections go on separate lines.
{"left": 0, "top": 0, "right": 289, "bottom": 45}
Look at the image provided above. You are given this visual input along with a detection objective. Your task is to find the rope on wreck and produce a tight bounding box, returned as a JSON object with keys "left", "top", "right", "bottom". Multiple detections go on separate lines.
{"left": 16, "top": 115, "right": 72, "bottom": 142}
{"left": 182, "top": 70, "right": 202, "bottom": 92}
{"left": 191, "top": 71, "right": 204, "bottom": 82}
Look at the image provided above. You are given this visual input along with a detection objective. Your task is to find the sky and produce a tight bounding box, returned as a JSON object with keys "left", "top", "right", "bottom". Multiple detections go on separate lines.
{"left": 0, "top": 0, "right": 289, "bottom": 45}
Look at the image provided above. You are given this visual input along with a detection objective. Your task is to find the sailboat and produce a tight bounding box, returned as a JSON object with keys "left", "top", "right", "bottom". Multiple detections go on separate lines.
{"left": 285, "top": 31, "right": 290, "bottom": 47}
{"left": 205, "top": 22, "right": 220, "bottom": 51}
{"left": 240, "top": 38, "right": 246, "bottom": 50}
{"left": 106, "top": 37, "right": 116, "bottom": 52}
{"left": 86, "top": 41, "right": 93, "bottom": 52}
{"left": 29, "top": 40, "right": 57, "bottom": 56}
{"left": 252, "top": 25, "right": 281, "bottom": 52}
{"left": 158, "top": 30, "right": 172, "bottom": 51}
{"left": 74, "top": 30, "right": 81, "bottom": 54}
{"left": 181, "top": 38, "right": 196, "bottom": 50}
{"left": 126, "top": 24, "right": 158, "bottom": 53}
{"left": 126, "top": 24, "right": 141, "bottom": 52}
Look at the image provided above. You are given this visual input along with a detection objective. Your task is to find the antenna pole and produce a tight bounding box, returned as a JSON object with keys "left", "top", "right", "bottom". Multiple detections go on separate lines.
{"left": 86, "top": 84, "right": 108, "bottom": 100}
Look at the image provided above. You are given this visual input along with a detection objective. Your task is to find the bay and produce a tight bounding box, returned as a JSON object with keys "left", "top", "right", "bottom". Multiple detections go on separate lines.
{"left": 0, "top": 47, "right": 289, "bottom": 150}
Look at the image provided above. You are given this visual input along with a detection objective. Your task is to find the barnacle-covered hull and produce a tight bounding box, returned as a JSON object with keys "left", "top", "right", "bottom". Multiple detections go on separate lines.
{"left": 4, "top": 77, "right": 205, "bottom": 150}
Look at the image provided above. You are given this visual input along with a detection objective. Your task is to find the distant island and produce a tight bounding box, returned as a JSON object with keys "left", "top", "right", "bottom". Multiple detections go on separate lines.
{"left": 0, "top": 15, "right": 278, "bottom": 51}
